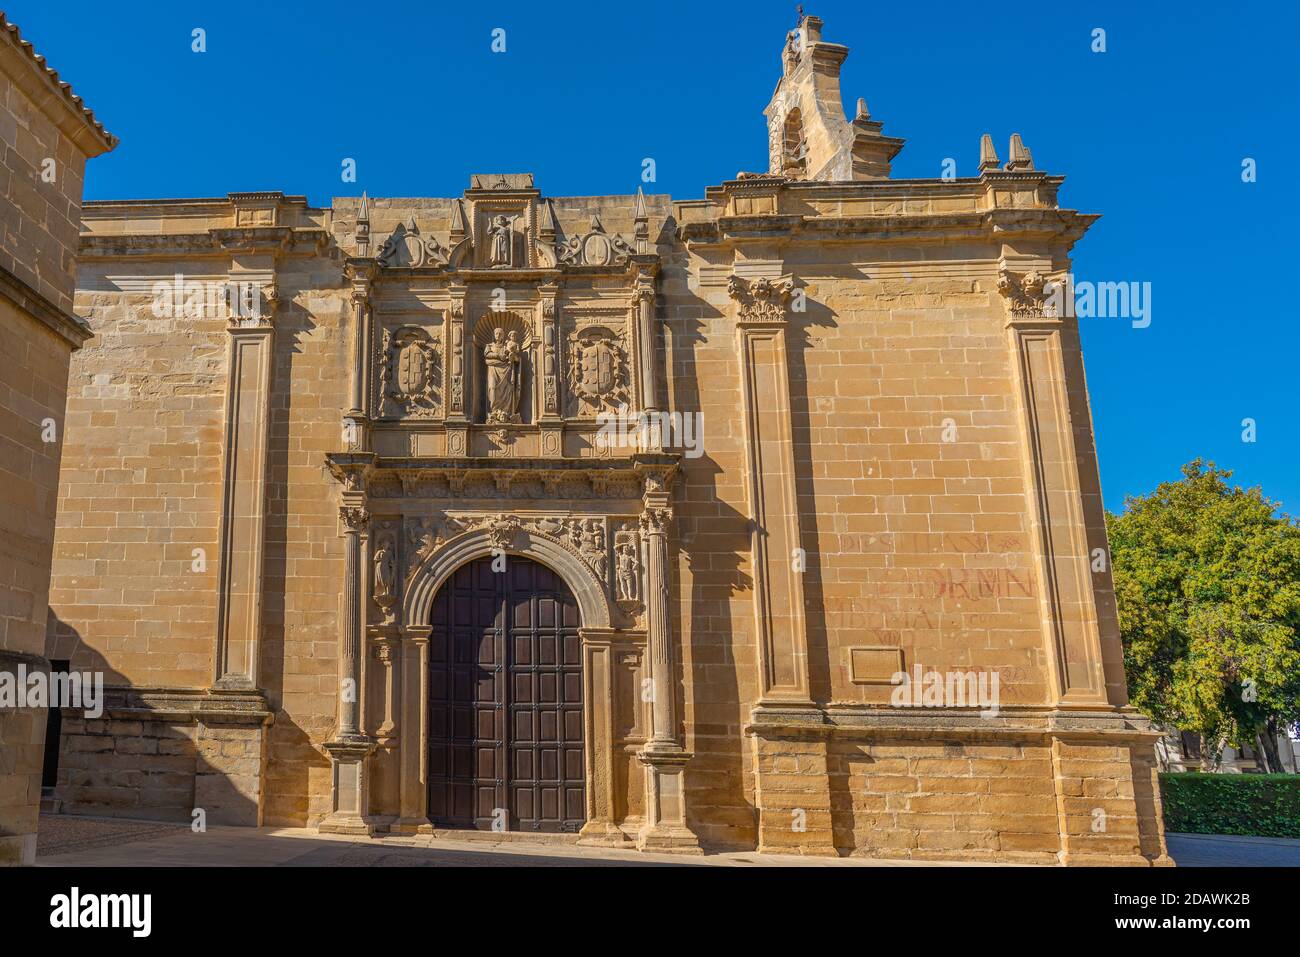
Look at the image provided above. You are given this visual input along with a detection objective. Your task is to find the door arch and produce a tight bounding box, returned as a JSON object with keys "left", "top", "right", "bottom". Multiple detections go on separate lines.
{"left": 427, "top": 555, "right": 585, "bottom": 832}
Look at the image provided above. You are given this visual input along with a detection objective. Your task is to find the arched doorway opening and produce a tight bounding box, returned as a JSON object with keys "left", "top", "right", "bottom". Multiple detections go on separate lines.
{"left": 427, "top": 554, "right": 585, "bottom": 832}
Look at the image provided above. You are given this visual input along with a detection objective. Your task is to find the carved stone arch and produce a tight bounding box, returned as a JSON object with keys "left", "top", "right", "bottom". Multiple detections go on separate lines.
{"left": 402, "top": 526, "right": 613, "bottom": 630}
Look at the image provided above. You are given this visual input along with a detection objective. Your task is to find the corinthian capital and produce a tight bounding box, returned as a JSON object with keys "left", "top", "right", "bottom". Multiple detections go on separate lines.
{"left": 638, "top": 507, "right": 674, "bottom": 536}
{"left": 340, "top": 506, "right": 370, "bottom": 531}
{"left": 727, "top": 274, "right": 794, "bottom": 323}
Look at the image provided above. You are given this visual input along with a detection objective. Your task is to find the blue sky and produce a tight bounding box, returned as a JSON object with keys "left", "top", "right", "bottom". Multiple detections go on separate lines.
{"left": 16, "top": 0, "right": 1298, "bottom": 514}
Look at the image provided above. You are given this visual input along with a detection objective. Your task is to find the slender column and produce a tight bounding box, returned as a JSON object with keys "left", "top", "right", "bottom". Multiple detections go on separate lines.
{"left": 337, "top": 505, "right": 368, "bottom": 739}
{"left": 636, "top": 497, "right": 701, "bottom": 853}
{"left": 320, "top": 502, "right": 376, "bottom": 835}
{"left": 641, "top": 506, "right": 678, "bottom": 748}
{"left": 634, "top": 270, "right": 659, "bottom": 416}
{"left": 345, "top": 262, "right": 375, "bottom": 450}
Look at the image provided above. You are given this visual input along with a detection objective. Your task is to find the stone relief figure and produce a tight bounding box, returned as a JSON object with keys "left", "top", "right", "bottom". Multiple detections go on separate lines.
{"left": 483, "top": 327, "right": 522, "bottom": 423}
{"left": 487, "top": 214, "right": 515, "bottom": 267}
{"left": 577, "top": 519, "right": 607, "bottom": 580}
{"left": 373, "top": 535, "right": 397, "bottom": 621}
{"left": 616, "top": 540, "right": 640, "bottom": 604}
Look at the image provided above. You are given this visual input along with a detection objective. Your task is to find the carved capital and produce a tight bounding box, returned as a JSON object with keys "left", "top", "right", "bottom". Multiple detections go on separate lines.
{"left": 997, "top": 266, "right": 1060, "bottom": 319}
{"left": 639, "top": 507, "right": 674, "bottom": 536}
{"left": 728, "top": 274, "right": 794, "bottom": 323}
{"left": 340, "top": 506, "right": 371, "bottom": 531}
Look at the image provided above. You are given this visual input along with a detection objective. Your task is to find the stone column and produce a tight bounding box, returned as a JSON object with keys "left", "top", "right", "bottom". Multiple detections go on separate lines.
{"left": 344, "top": 262, "right": 375, "bottom": 451}
{"left": 633, "top": 271, "right": 659, "bottom": 416}
{"left": 636, "top": 502, "right": 701, "bottom": 853}
{"left": 320, "top": 503, "right": 376, "bottom": 835}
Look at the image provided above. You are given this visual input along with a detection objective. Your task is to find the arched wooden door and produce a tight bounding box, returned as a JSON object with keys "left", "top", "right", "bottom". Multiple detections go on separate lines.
{"left": 427, "top": 555, "right": 585, "bottom": 832}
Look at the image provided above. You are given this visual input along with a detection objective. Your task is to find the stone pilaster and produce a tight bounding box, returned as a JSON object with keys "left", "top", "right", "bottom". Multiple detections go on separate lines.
{"left": 577, "top": 627, "right": 632, "bottom": 846}
{"left": 537, "top": 284, "right": 563, "bottom": 457}
{"left": 999, "top": 265, "right": 1109, "bottom": 707}
{"left": 213, "top": 281, "right": 276, "bottom": 691}
{"left": 728, "top": 274, "right": 814, "bottom": 709}
{"left": 445, "top": 284, "right": 469, "bottom": 456}
{"left": 636, "top": 502, "right": 702, "bottom": 853}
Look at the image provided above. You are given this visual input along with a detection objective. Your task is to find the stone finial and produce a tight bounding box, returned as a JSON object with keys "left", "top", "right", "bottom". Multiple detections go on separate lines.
{"left": 537, "top": 197, "right": 557, "bottom": 241}
{"left": 449, "top": 198, "right": 468, "bottom": 244}
{"left": 356, "top": 191, "right": 370, "bottom": 256}
{"left": 855, "top": 97, "right": 869, "bottom": 120}
{"left": 633, "top": 187, "right": 649, "bottom": 254}
{"left": 978, "top": 134, "right": 999, "bottom": 172}
{"left": 1006, "top": 133, "right": 1035, "bottom": 172}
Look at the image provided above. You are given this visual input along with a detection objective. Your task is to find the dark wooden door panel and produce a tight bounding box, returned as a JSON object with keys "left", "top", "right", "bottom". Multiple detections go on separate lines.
{"left": 428, "top": 555, "right": 585, "bottom": 832}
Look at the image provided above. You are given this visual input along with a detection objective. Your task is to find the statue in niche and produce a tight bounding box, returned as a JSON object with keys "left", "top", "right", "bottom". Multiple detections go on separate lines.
{"left": 487, "top": 214, "right": 515, "bottom": 268}
{"left": 616, "top": 540, "right": 640, "bottom": 603}
{"left": 373, "top": 536, "right": 397, "bottom": 620}
{"left": 484, "top": 327, "right": 522, "bottom": 424}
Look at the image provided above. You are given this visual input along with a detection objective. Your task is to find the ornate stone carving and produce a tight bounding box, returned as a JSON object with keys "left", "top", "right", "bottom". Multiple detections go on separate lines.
{"left": 340, "top": 505, "right": 370, "bottom": 530}
{"left": 376, "top": 219, "right": 449, "bottom": 269}
{"left": 379, "top": 325, "right": 440, "bottom": 419}
{"left": 570, "top": 518, "right": 608, "bottom": 580}
{"left": 997, "top": 267, "right": 1052, "bottom": 318}
{"left": 638, "top": 506, "right": 673, "bottom": 536}
{"left": 557, "top": 215, "right": 635, "bottom": 267}
{"left": 226, "top": 280, "right": 276, "bottom": 329}
{"left": 727, "top": 275, "right": 794, "bottom": 323}
{"left": 484, "top": 327, "right": 523, "bottom": 424}
{"left": 567, "top": 326, "right": 630, "bottom": 417}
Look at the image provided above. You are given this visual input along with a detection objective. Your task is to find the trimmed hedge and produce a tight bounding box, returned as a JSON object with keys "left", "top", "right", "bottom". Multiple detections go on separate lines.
{"left": 1160, "top": 772, "right": 1300, "bottom": 837}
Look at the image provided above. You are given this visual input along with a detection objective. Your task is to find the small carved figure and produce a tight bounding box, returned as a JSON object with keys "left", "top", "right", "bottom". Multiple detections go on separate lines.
{"left": 373, "top": 537, "right": 397, "bottom": 618}
{"left": 616, "top": 540, "right": 640, "bottom": 603}
{"left": 488, "top": 214, "right": 514, "bottom": 267}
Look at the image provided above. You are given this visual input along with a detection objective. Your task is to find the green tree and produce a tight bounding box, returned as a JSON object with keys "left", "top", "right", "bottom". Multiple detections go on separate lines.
{"left": 1107, "top": 459, "right": 1300, "bottom": 771}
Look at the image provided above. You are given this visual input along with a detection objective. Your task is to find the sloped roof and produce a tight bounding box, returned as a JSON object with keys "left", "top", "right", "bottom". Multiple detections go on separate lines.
{"left": 0, "top": 11, "right": 117, "bottom": 151}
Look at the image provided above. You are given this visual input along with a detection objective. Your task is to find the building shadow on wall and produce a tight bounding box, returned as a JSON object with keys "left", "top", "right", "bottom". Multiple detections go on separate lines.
{"left": 784, "top": 285, "right": 844, "bottom": 704}
{"left": 661, "top": 246, "right": 756, "bottom": 849}
{"left": 258, "top": 273, "right": 326, "bottom": 826}
{"left": 42, "top": 610, "right": 258, "bottom": 826}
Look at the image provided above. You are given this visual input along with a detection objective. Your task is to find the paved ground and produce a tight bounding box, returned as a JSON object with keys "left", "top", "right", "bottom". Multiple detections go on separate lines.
{"left": 34, "top": 815, "right": 1300, "bottom": 866}
{"left": 1165, "top": 832, "right": 1300, "bottom": 867}
{"left": 34, "top": 814, "right": 985, "bottom": 867}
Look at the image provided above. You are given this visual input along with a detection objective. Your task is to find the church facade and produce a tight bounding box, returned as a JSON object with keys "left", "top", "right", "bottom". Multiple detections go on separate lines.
{"left": 46, "top": 15, "right": 1169, "bottom": 863}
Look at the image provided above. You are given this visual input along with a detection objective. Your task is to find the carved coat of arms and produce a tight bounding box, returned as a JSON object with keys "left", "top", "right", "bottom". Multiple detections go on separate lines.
{"left": 380, "top": 326, "right": 440, "bottom": 418}
{"left": 568, "top": 328, "right": 629, "bottom": 416}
